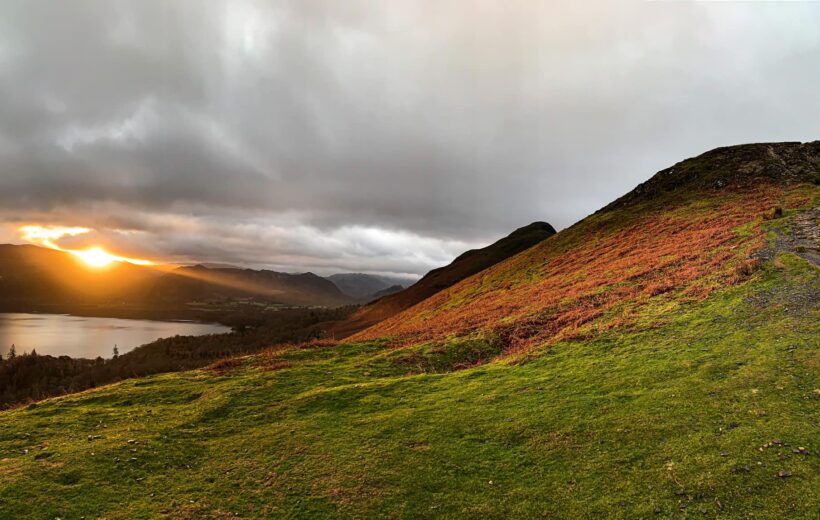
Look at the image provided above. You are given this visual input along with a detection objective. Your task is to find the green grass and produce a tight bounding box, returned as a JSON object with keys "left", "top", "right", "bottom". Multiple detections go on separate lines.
{"left": 1, "top": 254, "right": 817, "bottom": 519}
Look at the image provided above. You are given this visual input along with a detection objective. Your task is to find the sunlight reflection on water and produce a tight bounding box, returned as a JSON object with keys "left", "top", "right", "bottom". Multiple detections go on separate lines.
{"left": 0, "top": 313, "right": 229, "bottom": 359}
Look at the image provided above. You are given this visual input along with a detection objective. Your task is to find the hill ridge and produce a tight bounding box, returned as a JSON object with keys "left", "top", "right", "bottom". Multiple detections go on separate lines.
{"left": 353, "top": 141, "right": 819, "bottom": 355}
{"left": 328, "top": 220, "right": 556, "bottom": 337}
{"left": 603, "top": 141, "right": 819, "bottom": 212}
{"left": 0, "top": 142, "right": 817, "bottom": 518}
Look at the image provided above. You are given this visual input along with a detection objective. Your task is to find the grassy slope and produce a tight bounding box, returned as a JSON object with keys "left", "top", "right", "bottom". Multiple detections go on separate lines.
{"left": 0, "top": 249, "right": 817, "bottom": 518}
{"left": 355, "top": 142, "right": 819, "bottom": 352}
{"left": 354, "top": 183, "right": 812, "bottom": 353}
{"left": 331, "top": 222, "right": 556, "bottom": 338}
{"left": 1, "top": 144, "right": 817, "bottom": 518}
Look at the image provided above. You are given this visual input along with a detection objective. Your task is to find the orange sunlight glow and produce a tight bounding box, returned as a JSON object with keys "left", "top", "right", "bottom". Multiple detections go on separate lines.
{"left": 18, "top": 225, "right": 154, "bottom": 268}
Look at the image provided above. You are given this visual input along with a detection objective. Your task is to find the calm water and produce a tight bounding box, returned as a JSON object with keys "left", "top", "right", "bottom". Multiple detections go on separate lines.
{"left": 0, "top": 313, "right": 230, "bottom": 359}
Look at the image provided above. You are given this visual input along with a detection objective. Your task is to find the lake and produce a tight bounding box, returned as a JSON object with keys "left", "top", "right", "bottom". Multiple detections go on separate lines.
{"left": 0, "top": 313, "right": 230, "bottom": 359}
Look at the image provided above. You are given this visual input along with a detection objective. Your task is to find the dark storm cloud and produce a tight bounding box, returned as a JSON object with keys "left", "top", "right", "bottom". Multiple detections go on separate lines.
{"left": 1, "top": 0, "right": 819, "bottom": 274}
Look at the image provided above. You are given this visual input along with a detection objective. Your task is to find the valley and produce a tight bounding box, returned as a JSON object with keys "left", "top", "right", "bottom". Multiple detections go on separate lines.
{"left": 0, "top": 142, "right": 817, "bottom": 518}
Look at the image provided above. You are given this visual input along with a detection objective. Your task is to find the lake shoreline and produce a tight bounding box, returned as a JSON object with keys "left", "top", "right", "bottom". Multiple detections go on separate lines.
{"left": 0, "top": 302, "right": 229, "bottom": 326}
{"left": 0, "top": 312, "right": 231, "bottom": 360}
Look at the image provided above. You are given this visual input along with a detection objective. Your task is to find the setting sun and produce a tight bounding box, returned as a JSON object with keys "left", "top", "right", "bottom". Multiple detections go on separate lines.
{"left": 18, "top": 225, "right": 155, "bottom": 267}
{"left": 71, "top": 246, "right": 154, "bottom": 268}
{"left": 72, "top": 247, "right": 115, "bottom": 267}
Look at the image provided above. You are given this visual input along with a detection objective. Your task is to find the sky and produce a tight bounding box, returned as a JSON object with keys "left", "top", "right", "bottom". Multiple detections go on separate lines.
{"left": 0, "top": 1, "right": 818, "bottom": 277}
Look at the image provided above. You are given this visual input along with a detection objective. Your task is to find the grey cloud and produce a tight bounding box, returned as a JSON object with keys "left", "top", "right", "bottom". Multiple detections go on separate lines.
{"left": 0, "top": 0, "right": 818, "bottom": 274}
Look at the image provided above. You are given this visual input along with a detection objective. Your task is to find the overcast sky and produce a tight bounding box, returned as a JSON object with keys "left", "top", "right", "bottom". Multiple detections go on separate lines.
{"left": 0, "top": 1, "right": 818, "bottom": 276}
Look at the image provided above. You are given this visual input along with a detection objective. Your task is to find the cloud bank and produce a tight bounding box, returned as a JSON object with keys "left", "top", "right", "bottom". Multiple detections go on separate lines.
{"left": 1, "top": 0, "right": 818, "bottom": 275}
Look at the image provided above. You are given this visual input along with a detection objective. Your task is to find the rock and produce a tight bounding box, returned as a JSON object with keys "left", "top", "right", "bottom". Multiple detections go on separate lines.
{"left": 654, "top": 506, "right": 662, "bottom": 514}
{"left": 777, "top": 470, "right": 792, "bottom": 478}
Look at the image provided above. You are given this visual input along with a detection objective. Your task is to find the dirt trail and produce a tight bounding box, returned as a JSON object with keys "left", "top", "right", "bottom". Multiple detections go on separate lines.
{"left": 786, "top": 207, "right": 820, "bottom": 266}
{"left": 755, "top": 206, "right": 820, "bottom": 267}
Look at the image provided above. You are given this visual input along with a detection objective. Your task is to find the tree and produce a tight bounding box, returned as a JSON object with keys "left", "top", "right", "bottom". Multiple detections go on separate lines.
{"left": 112, "top": 344, "right": 119, "bottom": 359}
{"left": 8, "top": 344, "right": 16, "bottom": 359}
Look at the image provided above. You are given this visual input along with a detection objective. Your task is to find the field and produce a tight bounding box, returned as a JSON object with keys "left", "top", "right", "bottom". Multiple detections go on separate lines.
{"left": 1, "top": 144, "right": 817, "bottom": 518}
{"left": 0, "top": 250, "right": 816, "bottom": 518}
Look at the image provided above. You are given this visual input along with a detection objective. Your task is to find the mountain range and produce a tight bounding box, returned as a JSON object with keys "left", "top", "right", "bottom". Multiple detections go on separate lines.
{"left": 0, "top": 247, "right": 352, "bottom": 311}
{"left": 325, "top": 273, "right": 413, "bottom": 301}
{"left": 328, "top": 221, "right": 556, "bottom": 337}
{"left": 0, "top": 142, "right": 817, "bottom": 518}
{"left": 0, "top": 233, "right": 546, "bottom": 314}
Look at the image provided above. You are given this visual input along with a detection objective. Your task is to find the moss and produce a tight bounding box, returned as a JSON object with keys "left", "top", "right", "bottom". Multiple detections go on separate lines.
{"left": 0, "top": 248, "right": 817, "bottom": 519}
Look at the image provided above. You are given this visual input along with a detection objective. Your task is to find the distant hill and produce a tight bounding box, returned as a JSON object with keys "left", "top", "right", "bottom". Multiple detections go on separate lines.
{"left": 367, "top": 284, "right": 404, "bottom": 301}
{"left": 150, "top": 265, "right": 351, "bottom": 307}
{"left": 355, "top": 141, "right": 820, "bottom": 346}
{"left": 326, "top": 273, "right": 412, "bottom": 301}
{"left": 0, "top": 244, "right": 164, "bottom": 309}
{"left": 0, "top": 246, "right": 352, "bottom": 312}
{"left": 4, "top": 143, "right": 817, "bottom": 518}
{"left": 191, "top": 262, "right": 243, "bottom": 270}
{"left": 329, "top": 221, "right": 556, "bottom": 337}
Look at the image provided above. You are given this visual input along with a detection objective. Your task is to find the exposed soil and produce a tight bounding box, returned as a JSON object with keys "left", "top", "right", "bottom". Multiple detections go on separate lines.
{"left": 788, "top": 206, "right": 820, "bottom": 266}
{"left": 756, "top": 206, "right": 820, "bottom": 267}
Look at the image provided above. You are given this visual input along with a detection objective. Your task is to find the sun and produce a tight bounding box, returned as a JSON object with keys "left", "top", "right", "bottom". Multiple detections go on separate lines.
{"left": 17, "top": 225, "right": 155, "bottom": 268}
{"left": 70, "top": 246, "right": 155, "bottom": 268}
{"left": 72, "top": 247, "right": 118, "bottom": 268}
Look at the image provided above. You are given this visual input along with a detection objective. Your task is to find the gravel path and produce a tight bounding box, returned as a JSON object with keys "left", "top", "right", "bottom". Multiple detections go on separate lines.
{"left": 755, "top": 206, "right": 820, "bottom": 267}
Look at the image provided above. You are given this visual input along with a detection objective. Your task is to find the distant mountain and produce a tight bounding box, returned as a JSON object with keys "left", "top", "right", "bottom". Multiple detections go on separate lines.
{"left": 0, "top": 244, "right": 164, "bottom": 308}
{"left": 192, "top": 262, "right": 243, "bottom": 270}
{"left": 326, "top": 273, "right": 412, "bottom": 301}
{"left": 0, "top": 246, "right": 352, "bottom": 311}
{"left": 329, "top": 221, "right": 556, "bottom": 337}
{"left": 367, "top": 284, "right": 404, "bottom": 301}
{"left": 150, "top": 265, "right": 351, "bottom": 307}
{"left": 5, "top": 143, "right": 818, "bottom": 518}
{"left": 355, "top": 141, "right": 820, "bottom": 347}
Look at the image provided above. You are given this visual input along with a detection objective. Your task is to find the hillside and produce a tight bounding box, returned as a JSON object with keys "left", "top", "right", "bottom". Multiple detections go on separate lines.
{"left": 330, "top": 221, "right": 556, "bottom": 337}
{"left": 0, "top": 244, "right": 165, "bottom": 309}
{"left": 0, "top": 142, "right": 817, "bottom": 518}
{"left": 368, "top": 284, "right": 405, "bottom": 300}
{"left": 326, "top": 273, "right": 412, "bottom": 301}
{"left": 0, "top": 248, "right": 352, "bottom": 312}
{"left": 354, "top": 142, "right": 819, "bottom": 349}
{"left": 149, "top": 265, "right": 351, "bottom": 307}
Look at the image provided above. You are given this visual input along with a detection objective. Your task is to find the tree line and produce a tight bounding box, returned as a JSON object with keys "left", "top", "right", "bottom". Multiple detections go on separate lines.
{"left": 0, "top": 306, "right": 354, "bottom": 409}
